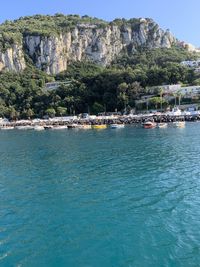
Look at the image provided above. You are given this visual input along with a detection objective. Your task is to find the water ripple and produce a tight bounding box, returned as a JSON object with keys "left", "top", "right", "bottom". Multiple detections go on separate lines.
{"left": 1, "top": 125, "right": 200, "bottom": 266}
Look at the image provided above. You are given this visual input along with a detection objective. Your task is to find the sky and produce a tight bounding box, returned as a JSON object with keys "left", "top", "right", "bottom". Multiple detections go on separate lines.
{"left": 1, "top": 0, "right": 200, "bottom": 47}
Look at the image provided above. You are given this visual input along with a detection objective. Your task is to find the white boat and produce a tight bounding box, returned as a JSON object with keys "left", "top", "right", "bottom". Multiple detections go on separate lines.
{"left": 174, "top": 121, "right": 185, "bottom": 128}
{"left": 34, "top": 125, "right": 45, "bottom": 131}
{"left": 52, "top": 125, "right": 68, "bottom": 130}
{"left": 157, "top": 123, "right": 167, "bottom": 128}
{"left": 110, "top": 124, "right": 125, "bottom": 129}
{"left": 77, "top": 125, "right": 92, "bottom": 129}
{"left": 0, "top": 126, "right": 14, "bottom": 130}
{"left": 15, "top": 125, "right": 34, "bottom": 130}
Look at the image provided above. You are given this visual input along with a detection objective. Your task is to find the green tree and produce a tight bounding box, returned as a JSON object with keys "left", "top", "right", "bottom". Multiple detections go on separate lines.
{"left": 117, "top": 82, "right": 129, "bottom": 111}
{"left": 92, "top": 102, "right": 104, "bottom": 114}
{"left": 46, "top": 108, "right": 56, "bottom": 118}
{"left": 56, "top": 106, "right": 67, "bottom": 116}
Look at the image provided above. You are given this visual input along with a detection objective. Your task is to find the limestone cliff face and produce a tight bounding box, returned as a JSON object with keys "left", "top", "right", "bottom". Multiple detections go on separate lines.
{"left": 0, "top": 43, "right": 26, "bottom": 72}
{"left": 24, "top": 35, "right": 69, "bottom": 74}
{"left": 0, "top": 18, "right": 178, "bottom": 74}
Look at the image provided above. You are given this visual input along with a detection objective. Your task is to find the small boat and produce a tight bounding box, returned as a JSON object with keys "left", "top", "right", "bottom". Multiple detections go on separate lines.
{"left": 143, "top": 121, "right": 156, "bottom": 129}
{"left": 157, "top": 123, "right": 167, "bottom": 128}
{"left": 110, "top": 124, "right": 125, "bottom": 129}
{"left": 68, "top": 124, "right": 78, "bottom": 129}
{"left": 92, "top": 124, "right": 107, "bottom": 130}
{"left": 15, "top": 125, "right": 34, "bottom": 130}
{"left": 174, "top": 121, "right": 185, "bottom": 128}
{"left": 52, "top": 125, "right": 68, "bottom": 130}
{"left": 34, "top": 125, "right": 45, "bottom": 131}
{"left": 77, "top": 125, "right": 92, "bottom": 129}
{"left": 44, "top": 125, "right": 54, "bottom": 130}
{"left": 0, "top": 126, "right": 14, "bottom": 130}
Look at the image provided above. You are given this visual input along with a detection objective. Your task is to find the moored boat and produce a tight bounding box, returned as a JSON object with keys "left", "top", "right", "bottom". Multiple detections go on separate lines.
{"left": 15, "top": 125, "right": 34, "bottom": 130}
{"left": 143, "top": 121, "right": 156, "bottom": 129}
{"left": 173, "top": 121, "right": 185, "bottom": 128}
{"left": 76, "top": 125, "right": 92, "bottom": 129}
{"left": 44, "top": 125, "right": 54, "bottom": 130}
{"left": 92, "top": 124, "right": 107, "bottom": 130}
{"left": 157, "top": 123, "right": 167, "bottom": 128}
{"left": 68, "top": 124, "right": 78, "bottom": 129}
{"left": 34, "top": 125, "right": 45, "bottom": 131}
{"left": 0, "top": 126, "right": 14, "bottom": 130}
{"left": 110, "top": 124, "right": 125, "bottom": 129}
{"left": 52, "top": 125, "right": 68, "bottom": 130}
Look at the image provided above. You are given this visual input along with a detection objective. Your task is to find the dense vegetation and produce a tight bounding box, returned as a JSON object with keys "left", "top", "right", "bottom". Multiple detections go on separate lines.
{"left": 0, "top": 14, "right": 163, "bottom": 50}
{"left": 0, "top": 14, "right": 147, "bottom": 50}
{"left": 0, "top": 14, "right": 108, "bottom": 51}
{"left": 0, "top": 14, "right": 153, "bottom": 45}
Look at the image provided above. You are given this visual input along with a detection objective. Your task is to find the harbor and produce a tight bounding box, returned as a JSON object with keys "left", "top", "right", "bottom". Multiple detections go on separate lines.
{"left": 0, "top": 110, "right": 199, "bottom": 130}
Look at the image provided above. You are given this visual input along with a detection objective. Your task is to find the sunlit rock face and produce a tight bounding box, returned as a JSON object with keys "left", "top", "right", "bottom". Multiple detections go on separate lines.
{"left": 0, "top": 18, "right": 179, "bottom": 74}
{"left": 0, "top": 44, "right": 26, "bottom": 72}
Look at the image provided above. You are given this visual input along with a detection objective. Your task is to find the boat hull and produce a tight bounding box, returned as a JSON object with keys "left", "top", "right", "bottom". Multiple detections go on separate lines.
{"left": 77, "top": 125, "right": 92, "bottom": 129}
{"left": 0, "top": 126, "right": 14, "bottom": 130}
{"left": 143, "top": 122, "right": 156, "bottom": 129}
{"left": 157, "top": 123, "right": 167, "bottom": 128}
{"left": 92, "top": 125, "right": 107, "bottom": 130}
{"left": 15, "top": 126, "right": 34, "bottom": 130}
{"left": 174, "top": 121, "right": 185, "bottom": 128}
{"left": 52, "top": 126, "right": 68, "bottom": 130}
{"left": 34, "top": 126, "right": 45, "bottom": 131}
{"left": 110, "top": 124, "right": 125, "bottom": 129}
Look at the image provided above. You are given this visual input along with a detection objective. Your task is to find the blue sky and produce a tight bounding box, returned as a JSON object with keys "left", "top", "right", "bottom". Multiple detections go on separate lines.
{"left": 1, "top": 0, "right": 200, "bottom": 46}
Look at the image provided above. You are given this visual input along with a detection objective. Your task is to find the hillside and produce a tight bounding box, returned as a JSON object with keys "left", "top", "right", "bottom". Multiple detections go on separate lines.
{"left": 0, "top": 14, "right": 183, "bottom": 74}
{"left": 0, "top": 14, "right": 200, "bottom": 119}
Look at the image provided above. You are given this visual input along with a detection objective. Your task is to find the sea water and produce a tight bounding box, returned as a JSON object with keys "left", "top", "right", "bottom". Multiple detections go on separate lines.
{"left": 1, "top": 124, "right": 200, "bottom": 267}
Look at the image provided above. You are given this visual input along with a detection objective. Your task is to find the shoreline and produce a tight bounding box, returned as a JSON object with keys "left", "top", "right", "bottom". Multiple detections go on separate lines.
{"left": 0, "top": 114, "right": 200, "bottom": 129}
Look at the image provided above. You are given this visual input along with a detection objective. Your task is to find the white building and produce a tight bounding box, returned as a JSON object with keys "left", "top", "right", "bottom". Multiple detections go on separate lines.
{"left": 148, "top": 84, "right": 181, "bottom": 94}
{"left": 161, "top": 84, "right": 200, "bottom": 96}
{"left": 162, "top": 84, "right": 181, "bottom": 94}
{"left": 178, "top": 86, "right": 200, "bottom": 96}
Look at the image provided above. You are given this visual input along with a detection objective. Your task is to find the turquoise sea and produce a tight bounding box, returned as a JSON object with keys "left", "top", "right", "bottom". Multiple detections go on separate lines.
{"left": 1, "top": 123, "right": 200, "bottom": 267}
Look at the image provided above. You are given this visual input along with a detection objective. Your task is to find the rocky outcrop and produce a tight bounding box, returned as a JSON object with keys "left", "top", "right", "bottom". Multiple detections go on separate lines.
{"left": 24, "top": 35, "right": 69, "bottom": 74}
{"left": 0, "top": 17, "right": 179, "bottom": 74}
{"left": 0, "top": 43, "right": 26, "bottom": 72}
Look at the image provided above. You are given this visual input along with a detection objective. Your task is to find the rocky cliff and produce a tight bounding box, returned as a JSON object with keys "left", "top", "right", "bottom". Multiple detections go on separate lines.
{"left": 0, "top": 16, "right": 180, "bottom": 74}
{"left": 0, "top": 43, "right": 26, "bottom": 72}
